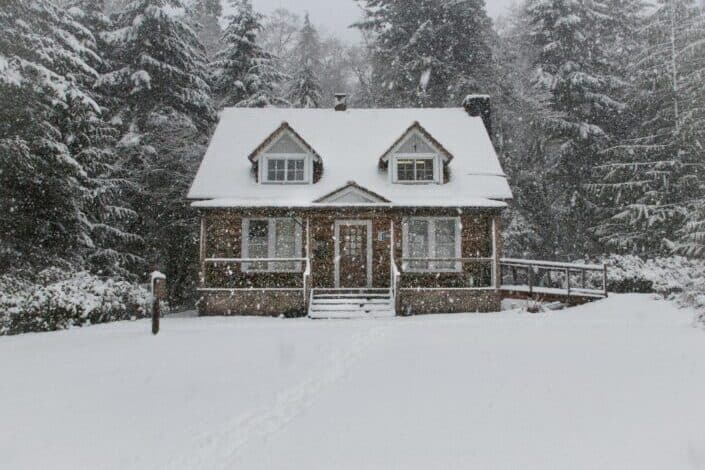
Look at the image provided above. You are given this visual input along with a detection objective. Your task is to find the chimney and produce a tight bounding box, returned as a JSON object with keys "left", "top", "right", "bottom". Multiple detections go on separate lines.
{"left": 463, "top": 94, "right": 491, "bottom": 136}
{"left": 334, "top": 93, "right": 347, "bottom": 111}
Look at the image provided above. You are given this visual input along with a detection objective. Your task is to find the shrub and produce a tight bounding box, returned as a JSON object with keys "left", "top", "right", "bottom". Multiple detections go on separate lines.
{"left": 0, "top": 270, "right": 151, "bottom": 335}
{"left": 599, "top": 255, "right": 705, "bottom": 296}
{"left": 595, "top": 255, "right": 705, "bottom": 325}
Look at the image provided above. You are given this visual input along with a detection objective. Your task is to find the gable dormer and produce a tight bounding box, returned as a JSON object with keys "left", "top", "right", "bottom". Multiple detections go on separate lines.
{"left": 380, "top": 122, "right": 453, "bottom": 185}
{"left": 248, "top": 123, "right": 321, "bottom": 184}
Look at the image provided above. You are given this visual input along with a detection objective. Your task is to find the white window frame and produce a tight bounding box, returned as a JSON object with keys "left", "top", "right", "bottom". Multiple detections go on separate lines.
{"left": 261, "top": 154, "right": 311, "bottom": 184}
{"left": 242, "top": 218, "right": 303, "bottom": 272}
{"left": 392, "top": 154, "right": 440, "bottom": 183}
{"left": 389, "top": 129, "right": 444, "bottom": 184}
{"left": 401, "top": 217, "right": 462, "bottom": 273}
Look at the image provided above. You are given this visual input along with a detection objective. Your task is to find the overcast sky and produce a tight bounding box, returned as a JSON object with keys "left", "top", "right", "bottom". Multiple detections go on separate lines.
{"left": 243, "top": 0, "right": 517, "bottom": 42}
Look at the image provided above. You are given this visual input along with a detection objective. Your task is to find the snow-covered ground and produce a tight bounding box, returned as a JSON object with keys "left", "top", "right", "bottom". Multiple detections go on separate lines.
{"left": 2, "top": 294, "right": 705, "bottom": 470}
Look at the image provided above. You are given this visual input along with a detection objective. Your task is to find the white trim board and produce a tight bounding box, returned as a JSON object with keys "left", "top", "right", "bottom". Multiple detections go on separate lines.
{"left": 334, "top": 219, "right": 373, "bottom": 288}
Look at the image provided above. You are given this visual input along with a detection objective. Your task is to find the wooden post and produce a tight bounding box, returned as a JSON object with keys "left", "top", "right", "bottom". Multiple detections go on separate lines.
{"left": 528, "top": 266, "right": 533, "bottom": 296}
{"left": 565, "top": 268, "right": 570, "bottom": 296}
{"left": 151, "top": 271, "right": 166, "bottom": 335}
{"left": 581, "top": 269, "right": 587, "bottom": 290}
{"left": 152, "top": 297, "right": 160, "bottom": 335}
{"left": 603, "top": 264, "right": 608, "bottom": 297}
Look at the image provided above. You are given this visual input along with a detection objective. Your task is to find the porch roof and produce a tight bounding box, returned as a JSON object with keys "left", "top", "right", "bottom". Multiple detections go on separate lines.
{"left": 188, "top": 107, "right": 512, "bottom": 207}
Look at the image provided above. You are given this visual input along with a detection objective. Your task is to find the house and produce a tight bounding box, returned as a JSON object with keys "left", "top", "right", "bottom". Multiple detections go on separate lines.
{"left": 188, "top": 95, "right": 513, "bottom": 318}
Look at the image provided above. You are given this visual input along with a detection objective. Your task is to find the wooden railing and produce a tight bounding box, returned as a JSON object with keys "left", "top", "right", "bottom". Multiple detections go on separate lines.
{"left": 500, "top": 258, "right": 607, "bottom": 298}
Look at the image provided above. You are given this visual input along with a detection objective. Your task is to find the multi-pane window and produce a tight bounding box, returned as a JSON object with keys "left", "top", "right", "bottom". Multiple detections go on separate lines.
{"left": 402, "top": 217, "right": 461, "bottom": 272}
{"left": 243, "top": 218, "right": 302, "bottom": 272}
{"left": 396, "top": 158, "right": 435, "bottom": 182}
{"left": 265, "top": 157, "right": 305, "bottom": 182}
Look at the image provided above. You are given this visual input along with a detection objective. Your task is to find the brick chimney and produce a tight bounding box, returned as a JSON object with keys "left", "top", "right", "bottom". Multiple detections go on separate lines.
{"left": 334, "top": 93, "right": 347, "bottom": 111}
{"left": 463, "top": 94, "right": 491, "bottom": 136}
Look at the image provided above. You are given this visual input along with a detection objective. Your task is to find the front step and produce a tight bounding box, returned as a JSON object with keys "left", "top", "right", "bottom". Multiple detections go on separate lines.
{"left": 308, "top": 288, "right": 395, "bottom": 319}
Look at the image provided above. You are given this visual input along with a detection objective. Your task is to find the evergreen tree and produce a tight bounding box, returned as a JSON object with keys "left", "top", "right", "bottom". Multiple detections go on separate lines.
{"left": 0, "top": 0, "right": 104, "bottom": 271}
{"left": 66, "top": 0, "right": 143, "bottom": 276}
{"left": 354, "top": 0, "right": 495, "bottom": 107}
{"left": 101, "top": 0, "right": 215, "bottom": 301}
{"left": 212, "top": 0, "right": 287, "bottom": 108}
{"left": 288, "top": 13, "right": 323, "bottom": 108}
{"left": 590, "top": 0, "right": 705, "bottom": 256}
{"left": 524, "top": 0, "right": 630, "bottom": 257}
{"left": 187, "top": 0, "right": 223, "bottom": 59}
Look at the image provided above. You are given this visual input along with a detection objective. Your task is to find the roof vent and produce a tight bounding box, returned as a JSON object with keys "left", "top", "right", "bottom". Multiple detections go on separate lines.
{"left": 334, "top": 93, "right": 347, "bottom": 111}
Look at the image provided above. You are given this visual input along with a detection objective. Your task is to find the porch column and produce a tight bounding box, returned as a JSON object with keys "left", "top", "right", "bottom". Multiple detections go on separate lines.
{"left": 492, "top": 215, "right": 501, "bottom": 289}
{"left": 199, "top": 215, "right": 206, "bottom": 288}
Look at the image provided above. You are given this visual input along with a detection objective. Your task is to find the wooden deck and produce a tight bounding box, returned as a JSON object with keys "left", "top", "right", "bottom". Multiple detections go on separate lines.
{"left": 500, "top": 258, "right": 607, "bottom": 304}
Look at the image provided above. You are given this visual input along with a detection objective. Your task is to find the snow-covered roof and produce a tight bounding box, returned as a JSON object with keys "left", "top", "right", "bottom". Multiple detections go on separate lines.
{"left": 188, "top": 107, "right": 513, "bottom": 207}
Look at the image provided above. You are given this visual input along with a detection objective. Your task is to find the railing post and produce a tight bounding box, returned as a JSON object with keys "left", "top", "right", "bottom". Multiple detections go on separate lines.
{"left": 603, "top": 264, "right": 608, "bottom": 297}
{"left": 528, "top": 266, "right": 533, "bottom": 296}
{"left": 565, "top": 268, "right": 570, "bottom": 296}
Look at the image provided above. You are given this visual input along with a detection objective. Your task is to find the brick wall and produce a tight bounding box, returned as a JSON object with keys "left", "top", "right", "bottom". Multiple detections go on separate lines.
{"left": 398, "top": 289, "right": 501, "bottom": 315}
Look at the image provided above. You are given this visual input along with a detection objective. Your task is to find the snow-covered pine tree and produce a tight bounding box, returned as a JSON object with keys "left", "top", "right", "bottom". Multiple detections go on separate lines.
{"left": 525, "top": 0, "right": 630, "bottom": 257}
{"left": 493, "top": 5, "right": 566, "bottom": 257}
{"left": 211, "top": 0, "right": 287, "bottom": 108}
{"left": 0, "top": 0, "right": 104, "bottom": 271}
{"left": 287, "top": 13, "right": 323, "bottom": 108}
{"left": 100, "top": 0, "right": 215, "bottom": 301}
{"left": 590, "top": 0, "right": 705, "bottom": 256}
{"left": 65, "top": 0, "right": 143, "bottom": 276}
{"left": 354, "top": 0, "right": 495, "bottom": 107}
{"left": 100, "top": 0, "right": 214, "bottom": 132}
{"left": 187, "top": 0, "right": 223, "bottom": 59}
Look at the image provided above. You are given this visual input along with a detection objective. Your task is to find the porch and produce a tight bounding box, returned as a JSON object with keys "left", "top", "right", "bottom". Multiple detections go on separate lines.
{"left": 196, "top": 208, "right": 607, "bottom": 317}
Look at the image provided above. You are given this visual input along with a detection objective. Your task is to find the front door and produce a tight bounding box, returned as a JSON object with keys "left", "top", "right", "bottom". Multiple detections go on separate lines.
{"left": 335, "top": 221, "right": 370, "bottom": 288}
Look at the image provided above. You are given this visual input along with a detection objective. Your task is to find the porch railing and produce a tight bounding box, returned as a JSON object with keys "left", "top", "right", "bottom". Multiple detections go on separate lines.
{"left": 500, "top": 258, "right": 608, "bottom": 298}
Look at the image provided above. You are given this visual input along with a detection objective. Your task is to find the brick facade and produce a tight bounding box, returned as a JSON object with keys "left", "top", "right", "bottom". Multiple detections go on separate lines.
{"left": 198, "top": 207, "right": 503, "bottom": 317}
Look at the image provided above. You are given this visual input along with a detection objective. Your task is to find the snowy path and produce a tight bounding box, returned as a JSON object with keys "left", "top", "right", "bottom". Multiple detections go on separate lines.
{"left": 1, "top": 295, "right": 705, "bottom": 470}
{"left": 169, "top": 321, "right": 388, "bottom": 469}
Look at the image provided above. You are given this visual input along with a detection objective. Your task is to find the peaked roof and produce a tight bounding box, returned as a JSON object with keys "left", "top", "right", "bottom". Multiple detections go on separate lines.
{"left": 379, "top": 121, "right": 454, "bottom": 163}
{"left": 315, "top": 182, "right": 391, "bottom": 204}
{"left": 247, "top": 122, "right": 322, "bottom": 163}
{"left": 189, "top": 107, "right": 512, "bottom": 208}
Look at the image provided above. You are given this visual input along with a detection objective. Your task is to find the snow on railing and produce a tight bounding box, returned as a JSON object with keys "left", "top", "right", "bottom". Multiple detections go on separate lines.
{"left": 500, "top": 258, "right": 607, "bottom": 298}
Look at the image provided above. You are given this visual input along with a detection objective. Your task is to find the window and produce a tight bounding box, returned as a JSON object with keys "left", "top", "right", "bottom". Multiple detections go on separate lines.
{"left": 265, "top": 157, "right": 305, "bottom": 183}
{"left": 396, "top": 158, "right": 435, "bottom": 182}
{"left": 260, "top": 132, "right": 311, "bottom": 184}
{"left": 391, "top": 130, "right": 441, "bottom": 183}
{"left": 242, "top": 218, "right": 302, "bottom": 272}
{"left": 402, "top": 217, "right": 461, "bottom": 272}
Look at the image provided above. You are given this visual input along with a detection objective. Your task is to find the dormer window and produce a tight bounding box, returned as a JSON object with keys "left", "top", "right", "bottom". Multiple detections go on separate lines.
{"left": 397, "top": 158, "right": 435, "bottom": 182}
{"left": 266, "top": 157, "right": 305, "bottom": 182}
{"left": 257, "top": 131, "right": 315, "bottom": 184}
{"left": 384, "top": 126, "right": 447, "bottom": 185}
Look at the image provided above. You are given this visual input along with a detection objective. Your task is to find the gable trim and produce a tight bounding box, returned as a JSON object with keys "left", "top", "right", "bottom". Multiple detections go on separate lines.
{"left": 314, "top": 181, "right": 390, "bottom": 204}
{"left": 379, "top": 121, "right": 455, "bottom": 164}
{"left": 248, "top": 122, "right": 322, "bottom": 163}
